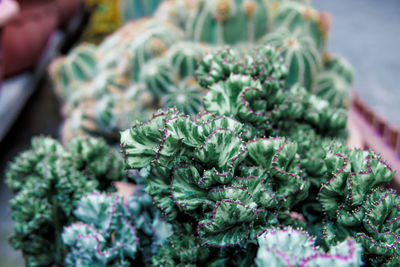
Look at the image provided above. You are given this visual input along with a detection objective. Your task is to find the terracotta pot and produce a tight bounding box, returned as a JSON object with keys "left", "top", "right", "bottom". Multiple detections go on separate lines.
{"left": 56, "top": 0, "right": 83, "bottom": 27}
{"left": 2, "top": 0, "right": 59, "bottom": 77}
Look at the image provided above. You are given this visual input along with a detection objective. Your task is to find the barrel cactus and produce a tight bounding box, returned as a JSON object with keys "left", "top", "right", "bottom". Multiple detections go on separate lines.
{"left": 50, "top": 43, "right": 97, "bottom": 98}
{"left": 272, "top": 1, "right": 327, "bottom": 53}
{"left": 121, "top": 0, "right": 165, "bottom": 22}
{"left": 313, "top": 54, "right": 354, "bottom": 107}
{"left": 260, "top": 30, "right": 321, "bottom": 89}
{"left": 256, "top": 228, "right": 363, "bottom": 267}
{"left": 62, "top": 193, "right": 139, "bottom": 266}
{"left": 185, "top": 0, "right": 271, "bottom": 45}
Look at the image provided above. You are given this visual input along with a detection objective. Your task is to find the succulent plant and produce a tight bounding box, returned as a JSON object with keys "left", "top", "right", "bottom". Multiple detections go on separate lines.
{"left": 121, "top": 108, "right": 310, "bottom": 248}
{"left": 272, "top": 1, "right": 327, "bottom": 53}
{"left": 256, "top": 228, "right": 363, "bottom": 267}
{"left": 62, "top": 193, "right": 139, "bottom": 266}
{"left": 6, "top": 136, "right": 125, "bottom": 266}
{"left": 196, "top": 45, "right": 346, "bottom": 141}
{"left": 185, "top": 0, "right": 271, "bottom": 45}
{"left": 126, "top": 186, "right": 173, "bottom": 265}
{"left": 60, "top": 87, "right": 151, "bottom": 144}
{"left": 50, "top": 43, "right": 98, "bottom": 98}
{"left": 260, "top": 30, "right": 321, "bottom": 89}
{"left": 155, "top": 0, "right": 200, "bottom": 29}
{"left": 313, "top": 54, "right": 354, "bottom": 107}
{"left": 121, "top": 0, "right": 165, "bottom": 22}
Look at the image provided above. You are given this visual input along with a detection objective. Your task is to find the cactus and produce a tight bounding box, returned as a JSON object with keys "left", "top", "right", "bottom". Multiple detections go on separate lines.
{"left": 50, "top": 44, "right": 97, "bottom": 98}
{"left": 62, "top": 193, "right": 139, "bottom": 266}
{"left": 260, "top": 30, "right": 321, "bottom": 89}
{"left": 313, "top": 54, "right": 354, "bottom": 107}
{"left": 185, "top": 0, "right": 270, "bottom": 45}
{"left": 121, "top": 108, "right": 310, "bottom": 247}
{"left": 196, "top": 46, "right": 345, "bottom": 139}
{"left": 256, "top": 228, "right": 363, "bottom": 267}
{"left": 155, "top": 0, "right": 201, "bottom": 29}
{"left": 323, "top": 187, "right": 400, "bottom": 266}
{"left": 5, "top": 136, "right": 125, "bottom": 266}
{"left": 272, "top": 1, "right": 327, "bottom": 53}
{"left": 161, "top": 78, "right": 204, "bottom": 114}
{"left": 121, "top": 0, "right": 165, "bottom": 22}
{"left": 61, "top": 87, "right": 151, "bottom": 144}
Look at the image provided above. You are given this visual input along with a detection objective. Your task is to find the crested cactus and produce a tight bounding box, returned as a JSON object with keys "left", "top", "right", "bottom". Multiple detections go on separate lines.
{"left": 196, "top": 46, "right": 345, "bottom": 139}
{"left": 126, "top": 186, "right": 173, "bottom": 265}
{"left": 185, "top": 0, "right": 271, "bottom": 45}
{"left": 260, "top": 30, "right": 321, "bottom": 89}
{"left": 121, "top": 108, "right": 310, "bottom": 248}
{"left": 62, "top": 193, "right": 139, "bottom": 266}
{"left": 313, "top": 54, "right": 354, "bottom": 107}
{"left": 271, "top": 1, "right": 327, "bottom": 53}
{"left": 256, "top": 228, "right": 363, "bottom": 267}
{"left": 6, "top": 136, "right": 125, "bottom": 266}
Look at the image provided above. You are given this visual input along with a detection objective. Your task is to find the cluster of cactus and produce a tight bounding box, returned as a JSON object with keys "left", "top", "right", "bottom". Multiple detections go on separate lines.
{"left": 5, "top": 136, "right": 126, "bottom": 266}
{"left": 51, "top": 19, "right": 207, "bottom": 144}
{"left": 62, "top": 191, "right": 172, "bottom": 266}
{"left": 256, "top": 228, "right": 363, "bottom": 266}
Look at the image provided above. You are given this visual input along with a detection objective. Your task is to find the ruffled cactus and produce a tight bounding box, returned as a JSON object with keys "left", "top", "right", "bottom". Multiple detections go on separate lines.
{"left": 256, "top": 228, "right": 363, "bottom": 267}
{"left": 260, "top": 30, "right": 321, "bottom": 89}
{"left": 186, "top": 0, "right": 271, "bottom": 45}
{"left": 196, "top": 46, "right": 346, "bottom": 140}
{"left": 313, "top": 54, "right": 354, "bottom": 107}
{"left": 272, "top": 1, "right": 327, "bottom": 53}
{"left": 323, "top": 187, "right": 400, "bottom": 266}
{"left": 121, "top": 108, "right": 310, "bottom": 248}
{"left": 126, "top": 186, "right": 173, "bottom": 265}
{"left": 62, "top": 193, "right": 139, "bottom": 266}
{"left": 5, "top": 136, "right": 125, "bottom": 266}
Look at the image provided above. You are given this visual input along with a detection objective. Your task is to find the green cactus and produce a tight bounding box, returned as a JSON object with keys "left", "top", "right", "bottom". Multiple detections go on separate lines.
{"left": 260, "top": 30, "right": 321, "bottom": 89}
{"left": 6, "top": 136, "right": 125, "bottom": 266}
{"left": 62, "top": 193, "right": 138, "bottom": 266}
{"left": 186, "top": 0, "right": 270, "bottom": 45}
{"left": 256, "top": 228, "right": 363, "bottom": 267}
{"left": 313, "top": 54, "right": 354, "bottom": 107}
{"left": 272, "top": 1, "right": 327, "bottom": 53}
{"left": 121, "top": 0, "right": 164, "bottom": 22}
{"left": 50, "top": 43, "right": 97, "bottom": 98}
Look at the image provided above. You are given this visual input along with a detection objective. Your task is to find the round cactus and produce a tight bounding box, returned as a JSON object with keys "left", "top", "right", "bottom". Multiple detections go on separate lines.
{"left": 260, "top": 30, "right": 321, "bottom": 89}
{"left": 185, "top": 0, "right": 270, "bottom": 45}
{"left": 155, "top": 0, "right": 200, "bottom": 29}
{"left": 272, "top": 1, "right": 327, "bottom": 53}
{"left": 50, "top": 43, "right": 97, "bottom": 98}
{"left": 161, "top": 77, "right": 204, "bottom": 114}
{"left": 167, "top": 41, "right": 208, "bottom": 79}
{"left": 313, "top": 54, "right": 354, "bottom": 108}
{"left": 121, "top": 0, "right": 165, "bottom": 22}
{"left": 127, "top": 21, "right": 183, "bottom": 81}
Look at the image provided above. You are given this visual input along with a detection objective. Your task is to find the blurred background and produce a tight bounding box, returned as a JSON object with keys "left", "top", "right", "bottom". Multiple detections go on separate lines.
{"left": 0, "top": 0, "right": 399, "bottom": 265}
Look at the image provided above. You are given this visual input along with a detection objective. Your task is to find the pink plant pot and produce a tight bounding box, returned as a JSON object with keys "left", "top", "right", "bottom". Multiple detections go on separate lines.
{"left": 2, "top": 0, "right": 59, "bottom": 77}
{"left": 56, "top": 0, "right": 83, "bottom": 27}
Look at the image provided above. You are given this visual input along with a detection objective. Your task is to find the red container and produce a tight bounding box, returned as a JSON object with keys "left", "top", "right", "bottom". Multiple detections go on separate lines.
{"left": 2, "top": 0, "right": 59, "bottom": 77}
{"left": 56, "top": 0, "right": 83, "bottom": 27}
